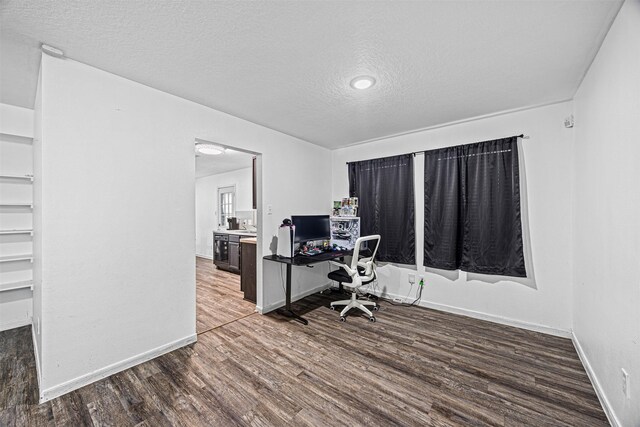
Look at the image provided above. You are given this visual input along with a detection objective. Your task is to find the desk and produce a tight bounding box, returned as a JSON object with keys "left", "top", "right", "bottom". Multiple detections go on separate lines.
{"left": 263, "top": 251, "right": 351, "bottom": 325}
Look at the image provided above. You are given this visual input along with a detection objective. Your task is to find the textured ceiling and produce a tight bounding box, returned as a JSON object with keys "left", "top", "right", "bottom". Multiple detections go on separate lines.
{"left": 0, "top": 0, "right": 622, "bottom": 148}
{"left": 196, "top": 148, "right": 254, "bottom": 178}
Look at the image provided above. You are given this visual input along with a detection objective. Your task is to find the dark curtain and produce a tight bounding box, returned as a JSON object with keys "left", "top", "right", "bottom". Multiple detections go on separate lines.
{"left": 424, "top": 136, "right": 526, "bottom": 277}
{"left": 348, "top": 154, "right": 415, "bottom": 264}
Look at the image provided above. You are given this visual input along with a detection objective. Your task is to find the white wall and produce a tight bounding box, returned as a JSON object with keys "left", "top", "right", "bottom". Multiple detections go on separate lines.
{"left": 0, "top": 103, "right": 34, "bottom": 332}
{"left": 36, "top": 54, "right": 196, "bottom": 400}
{"left": 195, "top": 166, "right": 252, "bottom": 258}
{"left": 572, "top": 1, "right": 640, "bottom": 425}
{"left": 0, "top": 103, "right": 34, "bottom": 138}
{"left": 35, "top": 53, "right": 331, "bottom": 399}
{"left": 332, "top": 101, "right": 575, "bottom": 335}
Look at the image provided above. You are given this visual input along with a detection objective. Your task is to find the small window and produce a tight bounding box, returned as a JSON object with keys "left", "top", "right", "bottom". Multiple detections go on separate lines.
{"left": 218, "top": 186, "right": 235, "bottom": 227}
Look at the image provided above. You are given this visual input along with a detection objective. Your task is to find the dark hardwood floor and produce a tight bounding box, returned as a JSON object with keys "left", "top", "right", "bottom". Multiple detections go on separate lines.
{"left": 1, "top": 259, "right": 608, "bottom": 426}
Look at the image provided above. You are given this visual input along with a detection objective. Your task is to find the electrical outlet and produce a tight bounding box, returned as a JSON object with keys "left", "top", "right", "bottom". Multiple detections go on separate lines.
{"left": 408, "top": 274, "right": 415, "bottom": 284}
{"left": 419, "top": 275, "right": 425, "bottom": 285}
{"left": 393, "top": 297, "right": 404, "bottom": 303}
{"left": 267, "top": 204, "right": 273, "bottom": 215}
{"left": 622, "top": 369, "right": 630, "bottom": 399}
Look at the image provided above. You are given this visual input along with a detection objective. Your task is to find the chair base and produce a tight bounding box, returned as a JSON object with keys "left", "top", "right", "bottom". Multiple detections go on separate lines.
{"left": 330, "top": 292, "right": 377, "bottom": 317}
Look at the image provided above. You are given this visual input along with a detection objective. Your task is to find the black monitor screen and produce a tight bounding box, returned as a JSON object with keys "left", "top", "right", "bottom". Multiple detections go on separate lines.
{"left": 292, "top": 215, "right": 330, "bottom": 243}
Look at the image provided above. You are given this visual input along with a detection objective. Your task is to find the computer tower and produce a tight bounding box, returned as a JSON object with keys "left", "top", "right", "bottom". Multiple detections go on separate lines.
{"left": 277, "top": 225, "right": 295, "bottom": 258}
{"left": 330, "top": 217, "right": 360, "bottom": 250}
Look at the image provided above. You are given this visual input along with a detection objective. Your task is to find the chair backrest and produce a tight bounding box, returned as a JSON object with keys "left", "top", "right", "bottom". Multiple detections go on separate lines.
{"left": 351, "top": 234, "right": 381, "bottom": 281}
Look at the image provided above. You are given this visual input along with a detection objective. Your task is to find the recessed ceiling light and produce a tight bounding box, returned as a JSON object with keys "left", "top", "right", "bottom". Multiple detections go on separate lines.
{"left": 350, "top": 76, "right": 376, "bottom": 90}
{"left": 195, "top": 143, "right": 225, "bottom": 155}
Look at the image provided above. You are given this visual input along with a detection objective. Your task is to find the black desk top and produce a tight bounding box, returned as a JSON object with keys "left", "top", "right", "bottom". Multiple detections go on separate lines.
{"left": 263, "top": 251, "right": 351, "bottom": 266}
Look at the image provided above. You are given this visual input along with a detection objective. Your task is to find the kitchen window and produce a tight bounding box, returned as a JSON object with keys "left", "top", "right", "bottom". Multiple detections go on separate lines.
{"left": 218, "top": 185, "right": 235, "bottom": 227}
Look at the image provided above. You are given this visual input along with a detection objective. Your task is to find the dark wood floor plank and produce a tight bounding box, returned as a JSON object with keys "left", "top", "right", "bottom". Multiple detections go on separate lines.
{"left": 1, "top": 258, "right": 608, "bottom": 426}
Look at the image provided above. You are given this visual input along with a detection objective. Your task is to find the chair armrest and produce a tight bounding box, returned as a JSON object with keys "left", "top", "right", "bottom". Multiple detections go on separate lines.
{"left": 329, "top": 261, "right": 357, "bottom": 277}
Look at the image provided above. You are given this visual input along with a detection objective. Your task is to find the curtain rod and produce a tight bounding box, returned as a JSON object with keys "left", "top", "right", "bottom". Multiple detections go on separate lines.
{"left": 346, "top": 134, "right": 529, "bottom": 164}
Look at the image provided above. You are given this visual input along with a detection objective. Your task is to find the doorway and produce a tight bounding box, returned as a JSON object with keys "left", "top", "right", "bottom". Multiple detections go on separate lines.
{"left": 194, "top": 140, "right": 261, "bottom": 333}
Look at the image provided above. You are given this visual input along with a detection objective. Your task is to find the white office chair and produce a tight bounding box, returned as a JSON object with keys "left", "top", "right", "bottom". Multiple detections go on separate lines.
{"left": 328, "top": 235, "right": 381, "bottom": 322}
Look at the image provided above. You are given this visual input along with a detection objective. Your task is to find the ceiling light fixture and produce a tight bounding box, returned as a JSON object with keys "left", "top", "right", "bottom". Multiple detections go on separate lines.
{"left": 350, "top": 76, "right": 376, "bottom": 90}
{"left": 195, "top": 142, "right": 225, "bottom": 155}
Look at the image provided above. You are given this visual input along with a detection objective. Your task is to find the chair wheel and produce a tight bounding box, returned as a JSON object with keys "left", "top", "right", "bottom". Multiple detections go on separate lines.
{"left": 329, "top": 305, "right": 335, "bottom": 310}
{"left": 340, "top": 316, "right": 346, "bottom": 322}
{"left": 372, "top": 305, "right": 379, "bottom": 311}
{"left": 369, "top": 316, "right": 376, "bottom": 323}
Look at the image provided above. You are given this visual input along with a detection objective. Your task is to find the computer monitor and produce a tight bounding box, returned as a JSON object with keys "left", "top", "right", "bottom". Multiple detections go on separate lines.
{"left": 291, "top": 215, "right": 330, "bottom": 243}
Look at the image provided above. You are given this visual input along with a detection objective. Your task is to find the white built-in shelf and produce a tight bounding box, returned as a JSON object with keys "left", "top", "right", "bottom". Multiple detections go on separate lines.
{"left": 0, "top": 174, "right": 33, "bottom": 182}
{"left": 0, "top": 254, "right": 33, "bottom": 263}
{"left": 0, "top": 280, "right": 33, "bottom": 292}
{"left": 0, "top": 203, "right": 33, "bottom": 208}
{"left": 0, "top": 229, "right": 33, "bottom": 236}
{"left": 0, "top": 132, "right": 34, "bottom": 143}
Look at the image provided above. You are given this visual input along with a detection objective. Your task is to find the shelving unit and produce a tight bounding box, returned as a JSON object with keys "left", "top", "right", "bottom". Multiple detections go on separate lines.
{"left": 0, "top": 174, "right": 33, "bottom": 182}
{"left": 0, "top": 133, "right": 33, "bottom": 144}
{"left": 0, "top": 229, "right": 33, "bottom": 235}
{"left": 0, "top": 280, "right": 33, "bottom": 292}
{"left": 0, "top": 204, "right": 33, "bottom": 208}
{"left": 0, "top": 254, "right": 34, "bottom": 263}
{"left": 1, "top": 112, "right": 36, "bottom": 331}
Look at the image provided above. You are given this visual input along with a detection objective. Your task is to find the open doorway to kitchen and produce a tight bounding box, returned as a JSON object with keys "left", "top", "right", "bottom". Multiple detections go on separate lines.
{"left": 194, "top": 139, "right": 261, "bottom": 334}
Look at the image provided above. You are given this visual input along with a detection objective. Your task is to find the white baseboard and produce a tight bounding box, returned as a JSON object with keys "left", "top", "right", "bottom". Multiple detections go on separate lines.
{"left": 40, "top": 333, "right": 197, "bottom": 403}
{"left": 0, "top": 317, "right": 32, "bottom": 332}
{"left": 31, "top": 320, "right": 42, "bottom": 393}
{"left": 196, "top": 254, "right": 213, "bottom": 260}
{"left": 374, "top": 289, "right": 572, "bottom": 338}
{"left": 572, "top": 332, "right": 620, "bottom": 427}
{"left": 257, "top": 282, "right": 332, "bottom": 314}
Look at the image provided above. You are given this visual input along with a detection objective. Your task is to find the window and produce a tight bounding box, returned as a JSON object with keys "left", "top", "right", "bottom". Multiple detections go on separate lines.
{"left": 218, "top": 186, "right": 235, "bottom": 227}
{"left": 348, "top": 154, "right": 415, "bottom": 264}
{"left": 423, "top": 136, "right": 526, "bottom": 277}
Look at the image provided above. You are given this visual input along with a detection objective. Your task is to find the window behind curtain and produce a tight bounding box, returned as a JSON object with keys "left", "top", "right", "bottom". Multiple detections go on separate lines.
{"left": 424, "top": 136, "right": 526, "bottom": 277}
{"left": 218, "top": 185, "right": 235, "bottom": 227}
{"left": 348, "top": 154, "right": 415, "bottom": 264}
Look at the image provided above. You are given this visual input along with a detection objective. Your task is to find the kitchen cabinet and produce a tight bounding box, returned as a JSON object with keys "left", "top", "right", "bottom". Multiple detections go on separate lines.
{"left": 240, "top": 238, "right": 257, "bottom": 303}
{"left": 229, "top": 240, "right": 240, "bottom": 271}
{"left": 214, "top": 232, "right": 251, "bottom": 274}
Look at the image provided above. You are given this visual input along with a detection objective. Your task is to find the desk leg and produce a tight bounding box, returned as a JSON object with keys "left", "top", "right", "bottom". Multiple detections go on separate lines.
{"left": 276, "top": 263, "right": 308, "bottom": 325}
{"left": 286, "top": 263, "right": 292, "bottom": 308}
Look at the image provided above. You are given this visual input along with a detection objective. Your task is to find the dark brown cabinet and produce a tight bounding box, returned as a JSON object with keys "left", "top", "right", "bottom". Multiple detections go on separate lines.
{"left": 240, "top": 240, "right": 257, "bottom": 303}
{"left": 214, "top": 233, "right": 241, "bottom": 274}
{"left": 229, "top": 241, "right": 240, "bottom": 271}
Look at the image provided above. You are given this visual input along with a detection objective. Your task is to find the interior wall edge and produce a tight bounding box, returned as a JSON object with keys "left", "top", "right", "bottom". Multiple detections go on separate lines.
{"left": 39, "top": 333, "right": 197, "bottom": 403}
{"left": 31, "top": 320, "right": 42, "bottom": 400}
{"left": 372, "top": 287, "right": 573, "bottom": 339}
{"left": 572, "top": 331, "right": 621, "bottom": 427}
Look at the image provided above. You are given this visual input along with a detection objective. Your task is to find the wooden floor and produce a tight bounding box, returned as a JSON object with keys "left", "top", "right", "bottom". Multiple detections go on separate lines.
{"left": 1, "top": 260, "right": 608, "bottom": 426}
{"left": 196, "top": 257, "right": 256, "bottom": 333}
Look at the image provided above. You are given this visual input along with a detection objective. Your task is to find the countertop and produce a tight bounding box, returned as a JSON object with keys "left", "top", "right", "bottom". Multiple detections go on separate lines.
{"left": 213, "top": 229, "right": 257, "bottom": 237}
